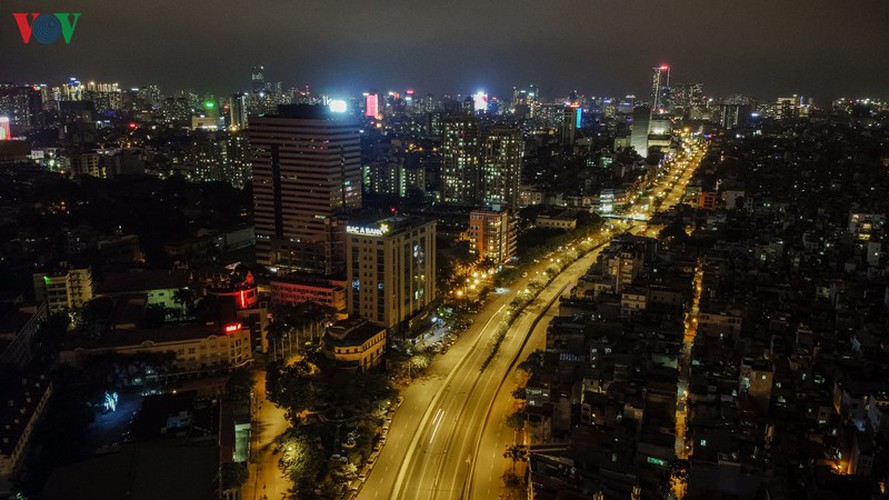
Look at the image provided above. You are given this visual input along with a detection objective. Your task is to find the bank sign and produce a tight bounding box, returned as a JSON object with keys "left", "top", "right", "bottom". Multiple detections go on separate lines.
{"left": 13, "top": 13, "right": 81, "bottom": 44}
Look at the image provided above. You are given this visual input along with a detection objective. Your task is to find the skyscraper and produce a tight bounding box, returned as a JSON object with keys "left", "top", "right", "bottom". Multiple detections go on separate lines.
{"left": 229, "top": 93, "right": 248, "bottom": 131}
{"left": 482, "top": 127, "right": 524, "bottom": 209}
{"left": 346, "top": 216, "right": 436, "bottom": 330}
{"left": 251, "top": 66, "right": 266, "bottom": 95}
{"left": 630, "top": 105, "right": 651, "bottom": 158}
{"left": 441, "top": 115, "right": 481, "bottom": 205}
{"left": 651, "top": 65, "right": 671, "bottom": 114}
{"left": 250, "top": 104, "right": 362, "bottom": 274}
{"left": 560, "top": 106, "right": 580, "bottom": 146}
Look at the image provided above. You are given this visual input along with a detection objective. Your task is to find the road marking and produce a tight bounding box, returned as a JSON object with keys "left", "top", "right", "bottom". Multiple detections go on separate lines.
{"left": 389, "top": 304, "right": 507, "bottom": 500}
{"left": 429, "top": 409, "right": 445, "bottom": 444}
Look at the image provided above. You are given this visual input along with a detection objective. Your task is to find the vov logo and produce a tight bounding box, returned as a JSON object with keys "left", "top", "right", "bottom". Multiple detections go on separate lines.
{"left": 13, "top": 13, "right": 82, "bottom": 45}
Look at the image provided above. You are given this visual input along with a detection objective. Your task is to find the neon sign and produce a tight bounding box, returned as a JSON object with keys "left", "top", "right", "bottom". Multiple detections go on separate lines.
{"left": 346, "top": 223, "right": 390, "bottom": 237}
{"left": 224, "top": 323, "right": 242, "bottom": 333}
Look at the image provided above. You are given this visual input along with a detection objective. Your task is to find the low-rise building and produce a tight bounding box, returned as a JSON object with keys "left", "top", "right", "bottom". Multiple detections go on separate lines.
{"left": 321, "top": 318, "right": 386, "bottom": 371}
{"left": 270, "top": 275, "right": 347, "bottom": 317}
{"left": 61, "top": 323, "right": 253, "bottom": 374}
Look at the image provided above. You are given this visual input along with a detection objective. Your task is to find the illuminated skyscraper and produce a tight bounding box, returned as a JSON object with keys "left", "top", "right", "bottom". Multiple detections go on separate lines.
{"left": 250, "top": 104, "right": 362, "bottom": 274}
{"left": 473, "top": 92, "right": 488, "bottom": 113}
{"left": 365, "top": 93, "right": 379, "bottom": 118}
{"left": 651, "top": 64, "right": 671, "bottom": 113}
{"left": 441, "top": 115, "right": 481, "bottom": 205}
{"left": 482, "top": 127, "right": 523, "bottom": 209}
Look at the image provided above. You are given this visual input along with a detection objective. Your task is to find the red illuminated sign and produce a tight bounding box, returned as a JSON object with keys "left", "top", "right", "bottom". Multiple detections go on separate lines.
{"left": 224, "top": 323, "right": 242, "bottom": 333}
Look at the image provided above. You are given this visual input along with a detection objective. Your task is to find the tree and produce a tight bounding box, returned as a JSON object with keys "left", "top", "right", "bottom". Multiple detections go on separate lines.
{"left": 506, "top": 410, "right": 526, "bottom": 432}
{"left": 225, "top": 367, "right": 253, "bottom": 401}
{"left": 172, "top": 288, "right": 194, "bottom": 318}
{"left": 143, "top": 304, "right": 169, "bottom": 328}
{"left": 220, "top": 462, "right": 248, "bottom": 490}
{"left": 503, "top": 443, "right": 529, "bottom": 474}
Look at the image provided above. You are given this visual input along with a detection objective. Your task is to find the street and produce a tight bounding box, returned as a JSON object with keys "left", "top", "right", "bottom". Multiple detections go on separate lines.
{"left": 359, "top": 137, "right": 706, "bottom": 499}
{"left": 242, "top": 370, "right": 291, "bottom": 500}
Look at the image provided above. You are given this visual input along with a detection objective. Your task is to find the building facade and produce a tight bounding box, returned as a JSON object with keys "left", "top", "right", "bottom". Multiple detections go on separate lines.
{"left": 440, "top": 115, "right": 480, "bottom": 205}
{"left": 468, "top": 209, "right": 516, "bottom": 265}
{"left": 250, "top": 104, "right": 362, "bottom": 274}
{"left": 33, "top": 268, "right": 94, "bottom": 314}
{"left": 346, "top": 216, "right": 436, "bottom": 330}
{"left": 482, "top": 127, "right": 523, "bottom": 209}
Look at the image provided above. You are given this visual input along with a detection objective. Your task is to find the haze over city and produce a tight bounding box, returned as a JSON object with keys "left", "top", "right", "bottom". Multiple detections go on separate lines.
{"left": 3, "top": 0, "right": 889, "bottom": 101}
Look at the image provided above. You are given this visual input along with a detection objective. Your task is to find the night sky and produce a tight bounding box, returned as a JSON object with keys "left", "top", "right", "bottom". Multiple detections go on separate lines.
{"left": 3, "top": 0, "right": 889, "bottom": 102}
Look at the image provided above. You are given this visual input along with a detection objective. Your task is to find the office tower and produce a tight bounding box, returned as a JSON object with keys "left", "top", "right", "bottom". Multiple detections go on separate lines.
{"left": 651, "top": 65, "right": 670, "bottom": 113}
{"left": 468, "top": 209, "right": 516, "bottom": 265}
{"left": 630, "top": 106, "right": 651, "bottom": 157}
{"left": 776, "top": 95, "right": 804, "bottom": 119}
{"left": 0, "top": 117, "right": 9, "bottom": 141}
{"left": 346, "top": 216, "right": 436, "bottom": 330}
{"left": 441, "top": 115, "right": 481, "bottom": 205}
{"left": 230, "top": 93, "right": 248, "bottom": 130}
{"left": 0, "top": 84, "right": 43, "bottom": 130}
{"left": 473, "top": 92, "right": 488, "bottom": 113}
{"left": 719, "top": 104, "right": 750, "bottom": 130}
{"left": 162, "top": 97, "right": 190, "bottom": 125}
{"left": 251, "top": 66, "right": 266, "bottom": 95}
{"left": 482, "top": 127, "right": 524, "bottom": 209}
{"left": 250, "top": 104, "right": 362, "bottom": 274}
{"left": 365, "top": 93, "right": 379, "bottom": 118}
{"left": 560, "top": 106, "right": 580, "bottom": 146}
{"left": 670, "top": 82, "right": 704, "bottom": 112}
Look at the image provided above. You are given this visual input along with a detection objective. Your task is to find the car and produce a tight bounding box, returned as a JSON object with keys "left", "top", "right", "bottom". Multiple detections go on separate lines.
{"left": 359, "top": 472, "right": 367, "bottom": 482}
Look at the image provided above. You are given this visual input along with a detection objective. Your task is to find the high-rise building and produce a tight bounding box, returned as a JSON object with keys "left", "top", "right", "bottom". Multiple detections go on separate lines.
{"left": 250, "top": 104, "right": 362, "bottom": 274}
{"left": 346, "top": 216, "right": 436, "bottom": 330}
{"left": 251, "top": 66, "right": 266, "bottom": 95}
{"left": 365, "top": 93, "right": 379, "bottom": 118}
{"left": 560, "top": 106, "right": 580, "bottom": 146}
{"left": 719, "top": 104, "right": 751, "bottom": 130}
{"left": 473, "top": 92, "right": 488, "bottom": 113}
{"left": 230, "top": 93, "right": 248, "bottom": 131}
{"left": 468, "top": 209, "right": 517, "bottom": 265}
{"left": 0, "top": 84, "right": 43, "bottom": 130}
{"left": 441, "top": 115, "right": 481, "bottom": 205}
{"left": 482, "top": 127, "right": 524, "bottom": 209}
{"left": 630, "top": 106, "right": 651, "bottom": 157}
{"left": 651, "top": 65, "right": 671, "bottom": 114}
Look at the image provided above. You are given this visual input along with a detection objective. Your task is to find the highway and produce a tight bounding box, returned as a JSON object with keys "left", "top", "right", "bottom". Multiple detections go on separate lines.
{"left": 359, "top": 136, "right": 707, "bottom": 500}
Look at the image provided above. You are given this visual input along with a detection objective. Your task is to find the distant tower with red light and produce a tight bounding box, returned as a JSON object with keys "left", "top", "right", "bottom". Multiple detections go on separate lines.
{"left": 651, "top": 64, "right": 671, "bottom": 113}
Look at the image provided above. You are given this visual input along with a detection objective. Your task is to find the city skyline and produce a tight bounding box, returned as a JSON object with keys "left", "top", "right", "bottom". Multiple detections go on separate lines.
{"left": 3, "top": 0, "right": 889, "bottom": 102}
